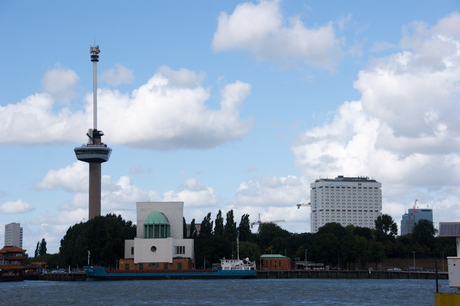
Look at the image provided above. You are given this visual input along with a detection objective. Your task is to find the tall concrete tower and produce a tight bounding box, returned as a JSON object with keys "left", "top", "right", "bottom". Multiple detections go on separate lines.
{"left": 74, "top": 44, "right": 112, "bottom": 220}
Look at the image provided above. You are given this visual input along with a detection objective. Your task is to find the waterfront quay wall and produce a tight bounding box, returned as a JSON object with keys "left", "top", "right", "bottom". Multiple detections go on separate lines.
{"left": 37, "top": 273, "right": 86, "bottom": 281}
{"left": 28, "top": 270, "right": 447, "bottom": 281}
{"left": 257, "top": 269, "right": 448, "bottom": 280}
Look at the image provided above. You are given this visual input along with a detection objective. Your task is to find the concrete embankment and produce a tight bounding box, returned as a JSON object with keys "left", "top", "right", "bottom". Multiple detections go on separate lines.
{"left": 36, "top": 273, "right": 86, "bottom": 281}
{"left": 257, "top": 270, "right": 448, "bottom": 280}
{"left": 28, "top": 270, "right": 447, "bottom": 281}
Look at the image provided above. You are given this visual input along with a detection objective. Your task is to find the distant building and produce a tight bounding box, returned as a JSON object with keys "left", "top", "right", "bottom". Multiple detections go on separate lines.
{"left": 259, "top": 254, "right": 291, "bottom": 270}
{"left": 0, "top": 245, "right": 27, "bottom": 278}
{"left": 121, "top": 202, "right": 194, "bottom": 271}
{"left": 400, "top": 208, "right": 433, "bottom": 235}
{"left": 310, "top": 176, "right": 382, "bottom": 233}
{"left": 4, "top": 223, "right": 23, "bottom": 248}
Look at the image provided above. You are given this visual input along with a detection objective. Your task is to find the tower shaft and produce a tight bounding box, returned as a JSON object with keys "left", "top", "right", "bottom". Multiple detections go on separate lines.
{"left": 89, "top": 162, "right": 101, "bottom": 220}
{"left": 74, "top": 43, "right": 111, "bottom": 221}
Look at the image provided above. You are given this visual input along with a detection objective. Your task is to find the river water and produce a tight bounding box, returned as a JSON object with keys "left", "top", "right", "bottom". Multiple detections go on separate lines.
{"left": 1, "top": 278, "right": 456, "bottom": 305}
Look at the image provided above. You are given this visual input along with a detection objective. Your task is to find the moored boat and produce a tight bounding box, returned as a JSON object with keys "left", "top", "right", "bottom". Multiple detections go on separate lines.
{"left": 84, "top": 258, "right": 256, "bottom": 280}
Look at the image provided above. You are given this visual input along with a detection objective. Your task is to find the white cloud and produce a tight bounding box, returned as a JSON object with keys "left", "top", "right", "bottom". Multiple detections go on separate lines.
{"left": 157, "top": 66, "right": 206, "bottom": 89}
{"left": 158, "top": 179, "right": 220, "bottom": 207}
{"left": 233, "top": 174, "right": 309, "bottom": 207}
{"left": 36, "top": 157, "right": 222, "bottom": 212}
{"left": 212, "top": 0, "right": 344, "bottom": 70}
{"left": 336, "top": 13, "right": 352, "bottom": 31}
{"left": 0, "top": 66, "right": 253, "bottom": 149}
{"left": 291, "top": 12, "right": 460, "bottom": 226}
{"left": 55, "top": 175, "right": 148, "bottom": 212}
{"left": 31, "top": 209, "right": 87, "bottom": 226}
{"left": 0, "top": 93, "right": 87, "bottom": 145}
{"left": 101, "top": 64, "right": 134, "bottom": 86}
{"left": 370, "top": 40, "right": 397, "bottom": 52}
{"left": 103, "top": 176, "right": 148, "bottom": 210}
{"left": 41, "top": 66, "right": 80, "bottom": 104}
{"left": 0, "top": 200, "right": 34, "bottom": 214}
{"left": 34, "top": 162, "right": 87, "bottom": 192}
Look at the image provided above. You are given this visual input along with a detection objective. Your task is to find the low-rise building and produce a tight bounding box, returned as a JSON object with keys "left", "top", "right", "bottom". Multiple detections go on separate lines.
{"left": 259, "top": 254, "right": 291, "bottom": 270}
{"left": 120, "top": 202, "right": 194, "bottom": 270}
{"left": 0, "top": 245, "right": 27, "bottom": 278}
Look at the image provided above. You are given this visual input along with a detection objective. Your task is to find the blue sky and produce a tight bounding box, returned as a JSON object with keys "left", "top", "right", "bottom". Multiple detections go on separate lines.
{"left": 1, "top": 0, "right": 460, "bottom": 253}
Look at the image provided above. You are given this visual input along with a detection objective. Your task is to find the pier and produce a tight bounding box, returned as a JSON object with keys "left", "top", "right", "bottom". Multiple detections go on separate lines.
{"left": 256, "top": 269, "right": 448, "bottom": 279}
{"left": 24, "top": 270, "right": 448, "bottom": 281}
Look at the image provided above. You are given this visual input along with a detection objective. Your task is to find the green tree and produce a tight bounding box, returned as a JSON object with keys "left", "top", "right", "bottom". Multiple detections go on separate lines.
{"left": 353, "top": 227, "right": 372, "bottom": 240}
{"left": 238, "top": 214, "right": 251, "bottom": 242}
{"left": 39, "top": 238, "right": 47, "bottom": 256}
{"left": 189, "top": 218, "right": 197, "bottom": 239}
{"left": 257, "top": 223, "right": 291, "bottom": 252}
{"left": 393, "top": 239, "right": 409, "bottom": 258}
{"left": 368, "top": 241, "right": 386, "bottom": 267}
{"left": 238, "top": 241, "right": 261, "bottom": 261}
{"left": 374, "top": 214, "right": 398, "bottom": 243}
{"left": 59, "top": 214, "right": 136, "bottom": 268}
{"left": 384, "top": 240, "right": 395, "bottom": 257}
{"left": 317, "top": 223, "right": 347, "bottom": 241}
{"left": 295, "top": 245, "right": 307, "bottom": 261}
{"left": 200, "top": 213, "right": 213, "bottom": 237}
{"left": 214, "top": 210, "right": 224, "bottom": 236}
{"left": 224, "top": 210, "right": 237, "bottom": 243}
{"left": 412, "top": 219, "right": 436, "bottom": 249}
{"left": 25, "top": 253, "right": 60, "bottom": 270}
{"left": 355, "top": 236, "right": 369, "bottom": 268}
{"left": 194, "top": 213, "right": 213, "bottom": 268}
{"left": 315, "top": 232, "right": 339, "bottom": 265}
{"left": 34, "top": 241, "right": 40, "bottom": 257}
{"left": 341, "top": 234, "right": 358, "bottom": 268}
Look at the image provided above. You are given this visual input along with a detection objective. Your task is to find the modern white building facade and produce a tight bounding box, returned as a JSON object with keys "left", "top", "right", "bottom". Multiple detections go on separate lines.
{"left": 124, "top": 202, "right": 194, "bottom": 265}
{"left": 310, "top": 176, "right": 382, "bottom": 233}
{"left": 4, "top": 222, "right": 23, "bottom": 248}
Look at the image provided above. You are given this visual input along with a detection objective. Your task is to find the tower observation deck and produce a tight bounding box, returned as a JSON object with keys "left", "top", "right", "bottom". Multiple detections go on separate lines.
{"left": 74, "top": 44, "right": 112, "bottom": 220}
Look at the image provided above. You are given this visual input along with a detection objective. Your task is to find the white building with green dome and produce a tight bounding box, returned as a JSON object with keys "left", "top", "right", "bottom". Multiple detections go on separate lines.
{"left": 121, "top": 202, "right": 194, "bottom": 270}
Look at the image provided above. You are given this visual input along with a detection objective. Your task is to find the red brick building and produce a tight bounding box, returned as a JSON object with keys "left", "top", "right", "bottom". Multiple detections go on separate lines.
{"left": 259, "top": 254, "right": 291, "bottom": 270}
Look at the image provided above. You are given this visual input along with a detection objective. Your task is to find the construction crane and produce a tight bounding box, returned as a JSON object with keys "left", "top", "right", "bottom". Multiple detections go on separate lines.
{"left": 251, "top": 213, "right": 285, "bottom": 229}
{"left": 296, "top": 202, "right": 311, "bottom": 209}
{"left": 408, "top": 199, "right": 418, "bottom": 234}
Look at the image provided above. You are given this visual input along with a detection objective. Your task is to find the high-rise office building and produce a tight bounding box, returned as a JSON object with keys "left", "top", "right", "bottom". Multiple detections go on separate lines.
{"left": 400, "top": 208, "right": 433, "bottom": 235}
{"left": 310, "top": 176, "right": 382, "bottom": 233}
{"left": 4, "top": 222, "right": 23, "bottom": 248}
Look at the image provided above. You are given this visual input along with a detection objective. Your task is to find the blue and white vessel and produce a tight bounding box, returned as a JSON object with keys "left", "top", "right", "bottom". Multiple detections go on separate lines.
{"left": 84, "top": 258, "right": 256, "bottom": 280}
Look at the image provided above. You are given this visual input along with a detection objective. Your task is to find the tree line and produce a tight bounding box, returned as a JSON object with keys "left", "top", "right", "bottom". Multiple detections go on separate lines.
{"left": 188, "top": 212, "right": 456, "bottom": 269}
{"left": 26, "top": 211, "right": 456, "bottom": 270}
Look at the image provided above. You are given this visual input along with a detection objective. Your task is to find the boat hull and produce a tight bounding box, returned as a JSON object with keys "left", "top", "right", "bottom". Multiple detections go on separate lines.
{"left": 84, "top": 267, "right": 256, "bottom": 281}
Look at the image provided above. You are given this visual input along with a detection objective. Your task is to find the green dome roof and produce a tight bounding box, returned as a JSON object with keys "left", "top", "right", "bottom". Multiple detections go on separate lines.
{"left": 144, "top": 211, "right": 170, "bottom": 225}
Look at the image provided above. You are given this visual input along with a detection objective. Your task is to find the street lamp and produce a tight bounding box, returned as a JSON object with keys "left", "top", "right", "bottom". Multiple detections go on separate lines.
{"left": 412, "top": 251, "right": 416, "bottom": 269}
